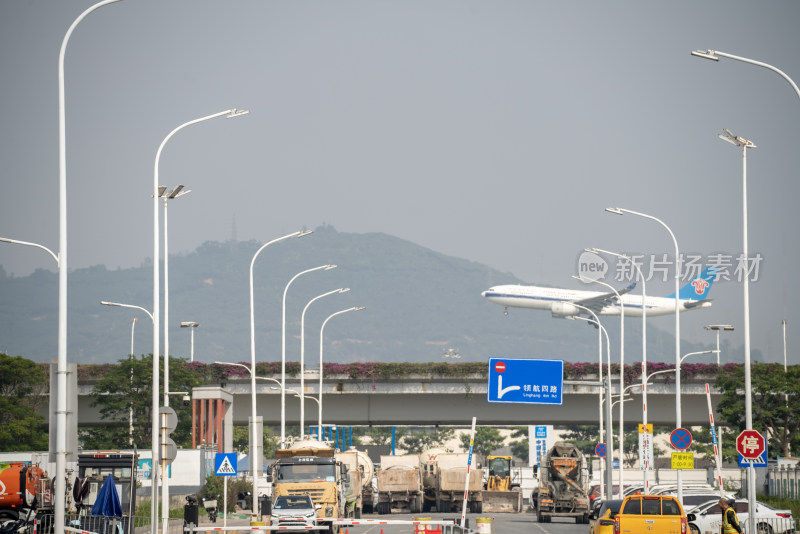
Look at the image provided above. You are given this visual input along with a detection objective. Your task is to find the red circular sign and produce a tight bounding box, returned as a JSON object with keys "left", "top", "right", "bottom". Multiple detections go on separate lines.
{"left": 670, "top": 428, "right": 693, "bottom": 450}
{"left": 494, "top": 361, "right": 506, "bottom": 373}
{"left": 736, "top": 430, "right": 766, "bottom": 459}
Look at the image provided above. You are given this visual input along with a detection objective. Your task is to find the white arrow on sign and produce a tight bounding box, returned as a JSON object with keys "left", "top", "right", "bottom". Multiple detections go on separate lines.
{"left": 497, "top": 374, "right": 520, "bottom": 399}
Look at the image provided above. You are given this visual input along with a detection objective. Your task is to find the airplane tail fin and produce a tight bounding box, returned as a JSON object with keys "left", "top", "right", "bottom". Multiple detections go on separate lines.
{"left": 667, "top": 266, "right": 718, "bottom": 301}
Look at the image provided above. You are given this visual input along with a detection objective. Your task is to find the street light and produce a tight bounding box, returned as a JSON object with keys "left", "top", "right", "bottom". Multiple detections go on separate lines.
{"left": 704, "top": 325, "right": 734, "bottom": 365}
{"left": 281, "top": 264, "right": 336, "bottom": 446}
{"left": 100, "top": 301, "right": 154, "bottom": 451}
{"left": 152, "top": 109, "right": 248, "bottom": 533}
{"left": 571, "top": 305, "right": 613, "bottom": 500}
{"left": 318, "top": 307, "right": 365, "bottom": 440}
{"left": 717, "top": 127, "right": 760, "bottom": 528}
{"left": 299, "top": 288, "right": 349, "bottom": 437}
{"left": 180, "top": 322, "right": 200, "bottom": 362}
{"left": 690, "top": 50, "right": 800, "bottom": 103}
{"left": 588, "top": 247, "right": 650, "bottom": 493}
{"left": 606, "top": 207, "right": 683, "bottom": 502}
{"left": 574, "top": 274, "right": 626, "bottom": 498}
{"left": 56, "top": 4, "right": 123, "bottom": 531}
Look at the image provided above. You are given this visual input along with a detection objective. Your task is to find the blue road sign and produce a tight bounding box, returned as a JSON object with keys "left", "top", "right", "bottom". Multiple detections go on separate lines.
{"left": 595, "top": 443, "right": 606, "bottom": 457}
{"left": 670, "top": 428, "right": 693, "bottom": 450}
{"left": 215, "top": 452, "right": 238, "bottom": 476}
{"left": 487, "top": 358, "right": 563, "bottom": 405}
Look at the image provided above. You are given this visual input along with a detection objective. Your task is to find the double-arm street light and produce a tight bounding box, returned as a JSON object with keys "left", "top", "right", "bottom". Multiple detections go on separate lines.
{"left": 606, "top": 207, "right": 684, "bottom": 502}
{"left": 281, "top": 264, "right": 336, "bottom": 445}
{"left": 299, "top": 288, "right": 350, "bottom": 437}
{"left": 56, "top": 3, "right": 123, "bottom": 531}
{"left": 318, "top": 307, "right": 365, "bottom": 440}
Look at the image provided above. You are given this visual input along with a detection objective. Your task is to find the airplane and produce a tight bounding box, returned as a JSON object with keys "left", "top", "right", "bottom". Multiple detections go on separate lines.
{"left": 481, "top": 266, "right": 718, "bottom": 319}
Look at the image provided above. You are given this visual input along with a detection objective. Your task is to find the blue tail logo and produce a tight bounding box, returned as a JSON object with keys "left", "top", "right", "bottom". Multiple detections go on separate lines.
{"left": 668, "top": 266, "right": 718, "bottom": 300}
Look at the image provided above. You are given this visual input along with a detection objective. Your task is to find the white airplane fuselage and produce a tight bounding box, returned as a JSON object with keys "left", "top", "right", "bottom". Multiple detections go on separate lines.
{"left": 481, "top": 285, "right": 711, "bottom": 318}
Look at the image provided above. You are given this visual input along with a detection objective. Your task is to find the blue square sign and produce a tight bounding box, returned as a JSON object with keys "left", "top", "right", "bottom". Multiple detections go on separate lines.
{"left": 487, "top": 358, "right": 563, "bottom": 405}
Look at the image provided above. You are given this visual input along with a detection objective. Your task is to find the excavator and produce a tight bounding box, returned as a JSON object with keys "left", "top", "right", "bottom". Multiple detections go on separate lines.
{"left": 481, "top": 456, "right": 522, "bottom": 513}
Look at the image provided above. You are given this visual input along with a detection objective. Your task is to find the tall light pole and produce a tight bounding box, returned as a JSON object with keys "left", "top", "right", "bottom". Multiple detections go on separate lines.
{"left": 572, "top": 304, "right": 613, "bottom": 499}
{"left": 299, "top": 288, "right": 349, "bottom": 437}
{"left": 57, "top": 4, "right": 123, "bottom": 532}
{"left": 159, "top": 184, "right": 190, "bottom": 530}
{"left": 130, "top": 317, "right": 137, "bottom": 446}
{"left": 606, "top": 207, "right": 683, "bottom": 502}
{"left": 281, "top": 264, "right": 336, "bottom": 445}
{"left": 318, "top": 307, "right": 365, "bottom": 440}
{"left": 152, "top": 108, "right": 247, "bottom": 534}
{"left": 247, "top": 230, "right": 311, "bottom": 520}
{"left": 704, "top": 325, "right": 734, "bottom": 365}
{"left": 180, "top": 322, "right": 200, "bottom": 362}
{"left": 574, "top": 275, "right": 626, "bottom": 498}
{"left": 588, "top": 248, "right": 650, "bottom": 493}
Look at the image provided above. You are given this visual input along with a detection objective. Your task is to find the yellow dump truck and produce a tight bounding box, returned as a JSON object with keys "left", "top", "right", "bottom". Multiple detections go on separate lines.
{"left": 271, "top": 441, "right": 349, "bottom": 533}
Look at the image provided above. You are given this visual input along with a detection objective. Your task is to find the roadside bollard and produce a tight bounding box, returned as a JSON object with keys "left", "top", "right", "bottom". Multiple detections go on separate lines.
{"left": 475, "top": 517, "right": 492, "bottom": 534}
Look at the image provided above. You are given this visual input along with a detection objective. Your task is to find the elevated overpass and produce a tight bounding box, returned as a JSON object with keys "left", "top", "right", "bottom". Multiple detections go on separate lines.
{"left": 76, "top": 371, "right": 721, "bottom": 427}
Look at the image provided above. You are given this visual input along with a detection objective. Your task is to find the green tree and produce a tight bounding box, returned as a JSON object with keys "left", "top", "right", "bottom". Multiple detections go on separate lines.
{"left": 402, "top": 427, "right": 455, "bottom": 454}
{"left": 716, "top": 363, "right": 800, "bottom": 457}
{"left": 559, "top": 425, "right": 600, "bottom": 456}
{"left": 363, "top": 427, "right": 406, "bottom": 446}
{"left": 459, "top": 427, "right": 504, "bottom": 463}
{"left": 82, "top": 354, "right": 201, "bottom": 449}
{"left": 0, "top": 354, "right": 48, "bottom": 451}
{"left": 508, "top": 426, "right": 529, "bottom": 463}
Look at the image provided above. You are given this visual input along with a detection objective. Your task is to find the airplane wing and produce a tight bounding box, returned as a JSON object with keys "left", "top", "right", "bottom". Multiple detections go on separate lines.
{"left": 573, "top": 282, "right": 637, "bottom": 314}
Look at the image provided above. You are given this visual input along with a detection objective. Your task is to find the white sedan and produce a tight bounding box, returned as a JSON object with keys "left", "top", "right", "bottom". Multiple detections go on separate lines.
{"left": 688, "top": 499, "right": 794, "bottom": 534}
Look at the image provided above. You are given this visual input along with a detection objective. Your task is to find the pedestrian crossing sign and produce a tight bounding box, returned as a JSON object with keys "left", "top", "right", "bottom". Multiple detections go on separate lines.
{"left": 215, "top": 452, "right": 237, "bottom": 476}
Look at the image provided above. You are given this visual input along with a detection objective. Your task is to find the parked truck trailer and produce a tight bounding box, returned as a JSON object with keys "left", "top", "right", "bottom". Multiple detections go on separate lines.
{"left": 376, "top": 455, "right": 423, "bottom": 514}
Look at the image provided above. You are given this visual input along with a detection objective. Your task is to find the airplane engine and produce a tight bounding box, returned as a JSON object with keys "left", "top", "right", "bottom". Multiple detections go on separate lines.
{"left": 550, "top": 302, "right": 580, "bottom": 318}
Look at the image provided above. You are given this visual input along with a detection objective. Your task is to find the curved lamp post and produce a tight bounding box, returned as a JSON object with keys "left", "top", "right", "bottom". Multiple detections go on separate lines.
{"left": 56, "top": 3, "right": 123, "bottom": 531}
{"left": 152, "top": 108, "right": 248, "bottom": 534}
{"left": 572, "top": 304, "right": 613, "bottom": 500}
{"left": 587, "top": 248, "right": 650, "bottom": 492}
{"left": 318, "top": 307, "right": 365, "bottom": 439}
{"left": 606, "top": 207, "right": 683, "bottom": 502}
{"left": 574, "top": 275, "right": 626, "bottom": 498}
{"left": 299, "top": 288, "right": 350, "bottom": 437}
{"left": 280, "top": 264, "right": 336, "bottom": 445}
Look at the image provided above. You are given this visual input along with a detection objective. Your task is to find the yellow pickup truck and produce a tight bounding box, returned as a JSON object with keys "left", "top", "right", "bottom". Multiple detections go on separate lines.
{"left": 613, "top": 494, "right": 696, "bottom": 534}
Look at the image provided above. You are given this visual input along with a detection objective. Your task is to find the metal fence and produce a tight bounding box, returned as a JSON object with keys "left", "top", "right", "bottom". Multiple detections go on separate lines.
{"left": 31, "top": 515, "right": 184, "bottom": 534}
{"left": 699, "top": 516, "right": 798, "bottom": 534}
{"left": 768, "top": 464, "right": 800, "bottom": 499}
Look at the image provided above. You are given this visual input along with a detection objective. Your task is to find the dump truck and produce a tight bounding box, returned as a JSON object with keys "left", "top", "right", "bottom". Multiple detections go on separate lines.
{"left": 271, "top": 440, "right": 350, "bottom": 533}
{"left": 375, "top": 455, "right": 423, "bottom": 514}
{"left": 334, "top": 449, "right": 374, "bottom": 518}
{"left": 481, "top": 455, "right": 523, "bottom": 513}
{"left": 0, "top": 461, "right": 53, "bottom": 524}
{"left": 420, "top": 452, "right": 483, "bottom": 514}
{"left": 536, "top": 441, "right": 590, "bottom": 524}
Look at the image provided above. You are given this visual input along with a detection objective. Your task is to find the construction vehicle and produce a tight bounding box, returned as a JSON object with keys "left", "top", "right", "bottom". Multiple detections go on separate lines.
{"left": 334, "top": 449, "right": 374, "bottom": 518}
{"left": 0, "top": 461, "right": 54, "bottom": 527}
{"left": 376, "top": 455, "right": 423, "bottom": 514}
{"left": 481, "top": 455, "right": 523, "bottom": 513}
{"left": 536, "top": 441, "right": 590, "bottom": 524}
{"left": 420, "top": 452, "right": 483, "bottom": 514}
{"left": 271, "top": 440, "right": 350, "bottom": 533}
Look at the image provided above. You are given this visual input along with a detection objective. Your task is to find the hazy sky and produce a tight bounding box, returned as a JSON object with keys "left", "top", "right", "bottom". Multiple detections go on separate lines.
{"left": 1, "top": 1, "right": 798, "bottom": 362}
